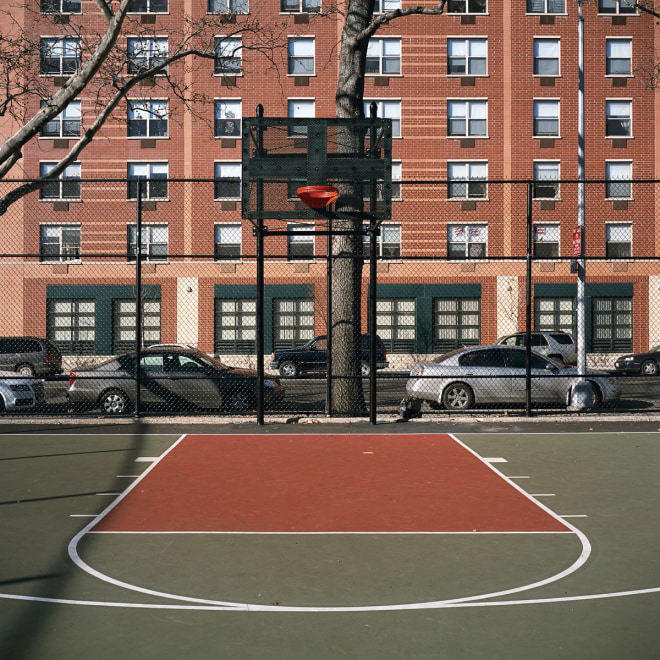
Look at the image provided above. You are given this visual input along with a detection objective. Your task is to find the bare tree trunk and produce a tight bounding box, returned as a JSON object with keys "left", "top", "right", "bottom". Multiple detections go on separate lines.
{"left": 330, "top": 0, "right": 375, "bottom": 414}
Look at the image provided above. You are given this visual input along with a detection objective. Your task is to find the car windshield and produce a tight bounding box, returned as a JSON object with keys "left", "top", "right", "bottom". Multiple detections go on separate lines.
{"left": 432, "top": 348, "right": 468, "bottom": 363}
{"left": 651, "top": 346, "right": 660, "bottom": 353}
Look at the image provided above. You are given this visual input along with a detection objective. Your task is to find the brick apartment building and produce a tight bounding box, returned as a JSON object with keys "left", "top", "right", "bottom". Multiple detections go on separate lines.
{"left": 1, "top": 0, "right": 659, "bottom": 369}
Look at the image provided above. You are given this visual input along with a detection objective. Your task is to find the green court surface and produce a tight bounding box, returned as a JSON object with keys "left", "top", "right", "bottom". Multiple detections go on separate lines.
{"left": 1, "top": 427, "right": 659, "bottom": 659}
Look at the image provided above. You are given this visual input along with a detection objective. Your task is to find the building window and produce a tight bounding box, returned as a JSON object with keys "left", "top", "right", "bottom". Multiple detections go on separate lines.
{"left": 215, "top": 37, "right": 242, "bottom": 75}
{"left": 127, "top": 37, "right": 168, "bottom": 75}
{"left": 533, "top": 100, "right": 559, "bottom": 137}
{"left": 366, "top": 38, "right": 401, "bottom": 76}
{"left": 606, "top": 100, "right": 631, "bottom": 137}
{"left": 527, "top": 0, "right": 565, "bottom": 13}
{"left": 592, "top": 297, "right": 632, "bottom": 353}
{"left": 447, "top": 100, "right": 487, "bottom": 137}
{"left": 215, "top": 299, "right": 256, "bottom": 354}
{"left": 47, "top": 299, "right": 95, "bottom": 355}
{"left": 606, "top": 161, "right": 632, "bottom": 198}
{"left": 214, "top": 162, "right": 241, "bottom": 199}
{"left": 364, "top": 99, "right": 401, "bottom": 137}
{"left": 433, "top": 298, "right": 480, "bottom": 353}
{"left": 214, "top": 100, "right": 242, "bottom": 137}
{"left": 40, "top": 38, "right": 81, "bottom": 76}
{"left": 40, "top": 101, "right": 81, "bottom": 138}
{"left": 447, "top": 38, "right": 487, "bottom": 76}
{"left": 281, "top": 0, "right": 320, "bottom": 12}
{"left": 288, "top": 224, "right": 314, "bottom": 261}
{"left": 288, "top": 99, "right": 315, "bottom": 137}
{"left": 362, "top": 161, "right": 402, "bottom": 202}
{"left": 448, "top": 224, "right": 487, "bottom": 259}
{"left": 288, "top": 38, "right": 315, "bottom": 75}
{"left": 376, "top": 299, "right": 415, "bottom": 353}
{"left": 215, "top": 224, "right": 242, "bottom": 261}
{"left": 374, "top": 0, "right": 401, "bottom": 11}
{"left": 534, "top": 39, "right": 559, "bottom": 76}
{"left": 533, "top": 161, "right": 559, "bottom": 199}
{"left": 606, "top": 224, "right": 632, "bottom": 258}
{"left": 128, "top": 0, "right": 168, "bottom": 12}
{"left": 40, "top": 163, "right": 81, "bottom": 200}
{"left": 272, "top": 299, "right": 315, "bottom": 350}
{"left": 127, "top": 162, "right": 168, "bottom": 199}
{"left": 606, "top": 39, "right": 631, "bottom": 76}
{"left": 447, "top": 0, "right": 487, "bottom": 14}
{"left": 599, "top": 0, "right": 636, "bottom": 14}
{"left": 208, "top": 0, "right": 248, "bottom": 13}
{"left": 41, "top": 0, "right": 82, "bottom": 12}
{"left": 127, "top": 224, "right": 168, "bottom": 262}
{"left": 113, "top": 300, "right": 161, "bottom": 354}
{"left": 127, "top": 100, "right": 168, "bottom": 138}
{"left": 535, "top": 297, "right": 575, "bottom": 335}
{"left": 363, "top": 224, "right": 401, "bottom": 260}
{"left": 533, "top": 224, "right": 560, "bottom": 258}
{"left": 40, "top": 225, "right": 81, "bottom": 262}
{"left": 448, "top": 162, "right": 487, "bottom": 199}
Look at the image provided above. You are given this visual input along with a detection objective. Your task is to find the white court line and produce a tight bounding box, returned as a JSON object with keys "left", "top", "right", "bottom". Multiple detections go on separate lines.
{"left": 116, "top": 475, "right": 140, "bottom": 478}
{"left": 64, "top": 432, "right": 595, "bottom": 613}
{"left": 484, "top": 457, "right": 508, "bottom": 463}
{"left": 530, "top": 494, "right": 556, "bottom": 497}
{"left": 135, "top": 457, "right": 159, "bottom": 462}
{"left": 70, "top": 515, "right": 97, "bottom": 518}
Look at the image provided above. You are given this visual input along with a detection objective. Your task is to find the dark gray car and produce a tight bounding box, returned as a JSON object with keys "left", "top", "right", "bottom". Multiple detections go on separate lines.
{"left": 0, "top": 336, "right": 62, "bottom": 376}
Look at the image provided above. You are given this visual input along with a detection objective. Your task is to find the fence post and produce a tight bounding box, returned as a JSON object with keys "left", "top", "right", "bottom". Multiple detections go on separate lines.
{"left": 134, "top": 179, "right": 142, "bottom": 420}
{"left": 526, "top": 182, "right": 532, "bottom": 416}
{"left": 326, "top": 212, "right": 333, "bottom": 416}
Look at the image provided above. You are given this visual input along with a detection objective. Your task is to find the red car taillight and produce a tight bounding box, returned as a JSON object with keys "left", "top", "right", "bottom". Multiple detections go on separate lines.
{"left": 69, "top": 372, "right": 77, "bottom": 386}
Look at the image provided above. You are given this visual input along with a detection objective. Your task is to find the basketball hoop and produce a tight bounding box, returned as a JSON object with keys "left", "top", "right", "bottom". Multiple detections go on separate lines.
{"left": 297, "top": 185, "right": 339, "bottom": 210}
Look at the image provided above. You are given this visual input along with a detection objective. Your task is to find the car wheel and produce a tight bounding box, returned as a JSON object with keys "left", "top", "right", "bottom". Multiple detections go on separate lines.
{"left": 0, "top": 396, "right": 5, "bottom": 413}
{"left": 442, "top": 383, "right": 474, "bottom": 411}
{"left": 360, "top": 361, "right": 370, "bottom": 377}
{"left": 641, "top": 360, "right": 658, "bottom": 376}
{"left": 279, "top": 361, "right": 298, "bottom": 378}
{"left": 588, "top": 383, "right": 603, "bottom": 408}
{"left": 100, "top": 389, "right": 131, "bottom": 415}
{"left": 225, "top": 390, "right": 254, "bottom": 413}
{"left": 15, "top": 363, "right": 35, "bottom": 376}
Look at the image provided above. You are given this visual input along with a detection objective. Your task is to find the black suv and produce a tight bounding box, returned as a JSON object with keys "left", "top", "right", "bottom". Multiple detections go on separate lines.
{"left": 0, "top": 336, "right": 62, "bottom": 376}
{"left": 270, "top": 334, "right": 388, "bottom": 378}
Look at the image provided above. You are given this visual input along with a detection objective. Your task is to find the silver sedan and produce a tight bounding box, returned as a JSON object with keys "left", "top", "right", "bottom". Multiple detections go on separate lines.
{"left": 0, "top": 371, "right": 46, "bottom": 412}
{"left": 403, "top": 346, "right": 620, "bottom": 413}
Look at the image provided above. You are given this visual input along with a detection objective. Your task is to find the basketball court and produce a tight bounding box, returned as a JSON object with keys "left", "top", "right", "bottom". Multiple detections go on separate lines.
{"left": 1, "top": 424, "right": 659, "bottom": 658}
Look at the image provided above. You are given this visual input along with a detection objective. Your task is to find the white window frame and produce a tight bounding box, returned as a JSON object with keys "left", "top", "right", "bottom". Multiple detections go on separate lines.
{"left": 373, "top": 0, "right": 401, "bottom": 12}
{"left": 214, "top": 36, "right": 243, "bottom": 76}
{"left": 40, "top": 38, "right": 81, "bottom": 76}
{"left": 280, "top": 0, "right": 321, "bottom": 13}
{"left": 606, "top": 38, "right": 632, "bottom": 76}
{"left": 287, "top": 223, "right": 315, "bottom": 262}
{"left": 214, "top": 161, "right": 241, "bottom": 200}
{"left": 127, "top": 37, "right": 168, "bottom": 75}
{"left": 366, "top": 38, "right": 402, "bottom": 77}
{"left": 127, "top": 224, "right": 169, "bottom": 262}
{"left": 39, "top": 162, "right": 81, "bottom": 200}
{"left": 526, "top": 0, "right": 566, "bottom": 14}
{"left": 39, "top": 224, "right": 82, "bottom": 262}
{"left": 533, "top": 223, "right": 560, "bottom": 258}
{"left": 214, "top": 223, "right": 242, "bottom": 262}
{"left": 288, "top": 98, "right": 315, "bottom": 137}
{"left": 447, "top": 37, "right": 487, "bottom": 77}
{"left": 40, "top": 100, "right": 81, "bottom": 138}
{"left": 41, "top": 0, "right": 82, "bottom": 13}
{"left": 447, "top": 161, "right": 488, "bottom": 199}
{"left": 447, "top": 224, "right": 488, "bottom": 260}
{"left": 214, "top": 99, "right": 242, "bottom": 138}
{"left": 533, "top": 161, "right": 560, "bottom": 199}
{"left": 288, "top": 37, "right": 315, "bottom": 76}
{"left": 364, "top": 99, "right": 402, "bottom": 137}
{"left": 127, "top": 162, "right": 169, "bottom": 200}
{"left": 362, "top": 223, "right": 402, "bottom": 261}
{"left": 208, "top": 0, "right": 249, "bottom": 13}
{"left": 606, "top": 99, "right": 632, "bottom": 138}
{"left": 605, "top": 161, "right": 632, "bottom": 199}
{"left": 533, "top": 38, "right": 560, "bottom": 77}
{"left": 447, "top": 99, "right": 487, "bottom": 138}
{"left": 447, "top": 0, "right": 487, "bottom": 15}
{"left": 128, "top": 0, "right": 169, "bottom": 13}
{"left": 127, "top": 99, "right": 169, "bottom": 139}
{"left": 598, "top": 0, "right": 637, "bottom": 15}
{"left": 605, "top": 223, "right": 632, "bottom": 259}
{"left": 533, "top": 99, "right": 560, "bottom": 137}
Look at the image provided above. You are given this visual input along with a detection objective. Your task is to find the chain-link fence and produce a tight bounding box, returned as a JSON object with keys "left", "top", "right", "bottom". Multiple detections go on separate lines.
{"left": 0, "top": 178, "right": 658, "bottom": 419}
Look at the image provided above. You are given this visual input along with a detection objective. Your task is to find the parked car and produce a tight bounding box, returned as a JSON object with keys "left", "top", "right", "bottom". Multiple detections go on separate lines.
{"left": 493, "top": 331, "right": 577, "bottom": 365}
{"left": 614, "top": 346, "right": 660, "bottom": 375}
{"left": 270, "top": 334, "right": 389, "bottom": 378}
{"left": 67, "top": 346, "right": 285, "bottom": 415}
{"left": 401, "top": 345, "right": 620, "bottom": 415}
{"left": 0, "top": 336, "right": 62, "bottom": 376}
{"left": 0, "top": 371, "right": 46, "bottom": 412}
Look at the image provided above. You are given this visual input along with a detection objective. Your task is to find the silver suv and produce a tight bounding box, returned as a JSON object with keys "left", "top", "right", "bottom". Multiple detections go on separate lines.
{"left": 493, "top": 331, "right": 577, "bottom": 365}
